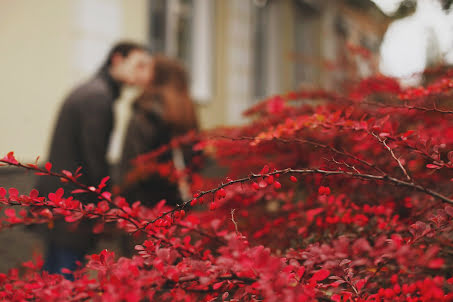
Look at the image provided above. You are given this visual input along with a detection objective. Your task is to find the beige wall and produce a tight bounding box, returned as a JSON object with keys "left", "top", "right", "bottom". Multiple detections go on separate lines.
{"left": 0, "top": 1, "right": 72, "bottom": 163}
{"left": 0, "top": 0, "right": 148, "bottom": 163}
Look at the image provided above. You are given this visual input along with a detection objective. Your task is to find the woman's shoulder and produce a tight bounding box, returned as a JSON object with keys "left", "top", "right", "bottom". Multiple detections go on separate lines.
{"left": 132, "top": 91, "right": 164, "bottom": 119}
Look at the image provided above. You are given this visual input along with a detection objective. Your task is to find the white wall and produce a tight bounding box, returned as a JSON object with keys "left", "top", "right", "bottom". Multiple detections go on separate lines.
{"left": 0, "top": 0, "right": 148, "bottom": 163}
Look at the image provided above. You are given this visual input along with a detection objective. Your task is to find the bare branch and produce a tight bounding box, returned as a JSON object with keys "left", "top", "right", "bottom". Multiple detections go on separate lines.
{"left": 363, "top": 100, "right": 453, "bottom": 115}
{"left": 371, "top": 132, "right": 412, "bottom": 182}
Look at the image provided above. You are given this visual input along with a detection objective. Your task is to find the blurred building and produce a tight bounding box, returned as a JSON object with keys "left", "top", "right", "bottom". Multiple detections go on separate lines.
{"left": 0, "top": 0, "right": 389, "bottom": 162}
{"left": 151, "top": 0, "right": 390, "bottom": 127}
{"left": 0, "top": 0, "right": 148, "bottom": 162}
{"left": 0, "top": 0, "right": 390, "bottom": 272}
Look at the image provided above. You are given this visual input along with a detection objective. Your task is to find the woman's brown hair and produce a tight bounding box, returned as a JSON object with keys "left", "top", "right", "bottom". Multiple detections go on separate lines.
{"left": 147, "top": 55, "right": 198, "bottom": 134}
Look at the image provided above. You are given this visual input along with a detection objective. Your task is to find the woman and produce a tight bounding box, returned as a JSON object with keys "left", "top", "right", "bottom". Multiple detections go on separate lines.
{"left": 117, "top": 55, "right": 198, "bottom": 208}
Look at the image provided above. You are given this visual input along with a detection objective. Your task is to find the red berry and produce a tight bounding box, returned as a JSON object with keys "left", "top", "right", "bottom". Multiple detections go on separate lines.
{"left": 318, "top": 186, "right": 331, "bottom": 195}
{"left": 393, "top": 284, "right": 401, "bottom": 294}
{"left": 266, "top": 176, "right": 274, "bottom": 185}
{"left": 215, "top": 188, "right": 226, "bottom": 200}
{"left": 252, "top": 182, "right": 260, "bottom": 190}
{"left": 273, "top": 181, "right": 281, "bottom": 190}
{"left": 261, "top": 165, "right": 270, "bottom": 175}
{"left": 290, "top": 176, "right": 298, "bottom": 183}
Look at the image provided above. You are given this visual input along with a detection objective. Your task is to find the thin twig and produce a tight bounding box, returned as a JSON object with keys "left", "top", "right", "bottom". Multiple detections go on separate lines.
{"left": 217, "top": 135, "right": 386, "bottom": 175}
{"left": 231, "top": 209, "right": 239, "bottom": 234}
{"left": 363, "top": 100, "right": 453, "bottom": 115}
{"left": 371, "top": 132, "right": 412, "bottom": 182}
{"left": 145, "top": 167, "right": 453, "bottom": 229}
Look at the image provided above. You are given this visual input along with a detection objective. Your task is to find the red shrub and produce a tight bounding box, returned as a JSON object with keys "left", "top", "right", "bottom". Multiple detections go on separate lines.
{"left": 1, "top": 66, "right": 453, "bottom": 301}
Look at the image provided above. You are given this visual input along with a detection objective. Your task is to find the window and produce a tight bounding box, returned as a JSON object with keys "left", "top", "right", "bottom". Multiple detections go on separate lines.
{"left": 292, "top": 1, "right": 321, "bottom": 88}
{"left": 148, "top": 0, "right": 214, "bottom": 103}
{"left": 252, "top": 4, "right": 269, "bottom": 100}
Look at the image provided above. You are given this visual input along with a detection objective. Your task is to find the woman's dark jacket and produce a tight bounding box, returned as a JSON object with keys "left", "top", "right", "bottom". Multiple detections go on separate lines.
{"left": 117, "top": 91, "right": 183, "bottom": 207}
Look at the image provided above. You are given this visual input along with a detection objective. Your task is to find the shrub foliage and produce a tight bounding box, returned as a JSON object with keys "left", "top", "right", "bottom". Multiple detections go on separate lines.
{"left": 1, "top": 66, "right": 453, "bottom": 301}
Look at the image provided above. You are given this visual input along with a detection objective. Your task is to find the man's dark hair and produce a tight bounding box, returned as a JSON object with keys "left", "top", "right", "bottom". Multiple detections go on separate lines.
{"left": 102, "top": 41, "right": 147, "bottom": 68}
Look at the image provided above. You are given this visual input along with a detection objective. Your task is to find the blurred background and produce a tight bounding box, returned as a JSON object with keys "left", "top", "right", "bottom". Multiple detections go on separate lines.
{"left": 1, "top": 0, "right": 453, "bottom": 162}
{"left": 0, "top": 0, "right": 452, "bottom": 271}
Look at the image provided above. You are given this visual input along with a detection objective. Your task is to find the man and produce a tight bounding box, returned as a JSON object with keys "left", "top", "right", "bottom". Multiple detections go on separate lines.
{"left": 36, "top": 41, "right": 151, "bottom": 276}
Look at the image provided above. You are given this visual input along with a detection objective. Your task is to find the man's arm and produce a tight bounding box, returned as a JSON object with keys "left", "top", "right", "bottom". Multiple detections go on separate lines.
{"left": 78, "top": 94, "right": 113, "bottom": 188}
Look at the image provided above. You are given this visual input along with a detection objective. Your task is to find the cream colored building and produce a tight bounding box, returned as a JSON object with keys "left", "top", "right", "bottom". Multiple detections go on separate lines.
{"left": 0, "top": 0, "right": 148, "bottom": 163}
{"left": 0, "top": 0, "right": 388, "bottom": 163}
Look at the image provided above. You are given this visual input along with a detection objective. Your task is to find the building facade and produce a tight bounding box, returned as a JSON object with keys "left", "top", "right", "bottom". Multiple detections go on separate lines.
{"left": 148, "top": 0, "right": 390, "bottom": 128}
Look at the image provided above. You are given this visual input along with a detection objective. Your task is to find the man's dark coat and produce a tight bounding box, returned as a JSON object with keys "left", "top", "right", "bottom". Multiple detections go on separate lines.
{"left": 35, "top": 67, "right": 121, "bottom": 250}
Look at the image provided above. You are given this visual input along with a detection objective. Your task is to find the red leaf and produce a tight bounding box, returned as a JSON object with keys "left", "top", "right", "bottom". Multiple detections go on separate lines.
{"left": 9, "top": 188, "right": 19, "bottom": 197}
{"left": 56, "top": 188, "right": 64, "bottom": 199}
{"left": 65, "top": 212, "right": 83, "bottom": 222}
{"left": 409, "top": 221, "right": 430, "bottom": 238}
{"left": 2, "top": 152, "right": 18, "bottom": 165}
{"left": 92, "top": 222, "right": 104, "bottom": 234}
{"left": 401, "top": 130, "right": 415, "bottom": 139}
{"left": 60, "top": 268, "right": 72, "bottom": 274}
{"left": 445, "top": 205, "right": 453, "bottom": 217}
{"left": 5, "top": 208, "right": 16, "bottom": 218}
{"left": 98, "top": 176, "right": 110, "bottom": 190}
{"left": 355, "top": 279, "right": 367, "bottom": 292}
{"left": 428, "top": 258, "right": 444, "bottom": 269}
{"left": 297, "top": 266, "right": 305, "bottom": 279}
{"left": 426, "top": 164, "right": 441, "bottom": 169}
{"left": 310, "top": 269, "right": 330, "bottom": 282}
{"left": 62, "top": 170, "right": 73, "bottom": 178}
{"left": 306, "top": 208, "right": 324, "bottom": 223}
{"left": 101, "top": 191, "right": 111, "bottom": 201}
{"left": 40, "top": 209, "right": 53, "bottom": 219}
{"left": 29, "top": 189, "right": 39, "bottom": 199}
{"left": 213, "top": 281, "right": 225, "bottom": 290}
{"left": 266, "top": 176, "right": 274, "bottom": 184}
